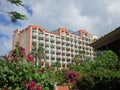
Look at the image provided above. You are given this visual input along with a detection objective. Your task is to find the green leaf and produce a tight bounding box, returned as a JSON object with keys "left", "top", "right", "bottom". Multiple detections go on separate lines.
{"left": 9, "top": 11, "right": 27, "bottom": 23}
{"left": 15, "top": 87, "right": 20, "bottom": 90}
{"left": 7, "top": 0, "right": 24, "bottom": 6}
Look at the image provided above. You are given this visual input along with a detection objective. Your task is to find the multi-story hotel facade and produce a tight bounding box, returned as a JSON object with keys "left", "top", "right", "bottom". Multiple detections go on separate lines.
{"left": 13, "top": 25, "right": 94, "bottom": 68}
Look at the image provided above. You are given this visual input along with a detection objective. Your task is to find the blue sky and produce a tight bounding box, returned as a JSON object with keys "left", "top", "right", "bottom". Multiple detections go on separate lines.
{"left": 0, "top": 0, "right": 120, "bottom": 55}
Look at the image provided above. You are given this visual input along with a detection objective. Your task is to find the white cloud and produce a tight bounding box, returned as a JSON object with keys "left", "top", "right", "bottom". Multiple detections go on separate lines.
{"left": 0, "top": 37, "right": 12, "bottom": 56}
{"left": 0, "top": 0, "right": 120, "bottom": 55}
{"left": 106, "top": 0, "right": 120, "bottom": 19}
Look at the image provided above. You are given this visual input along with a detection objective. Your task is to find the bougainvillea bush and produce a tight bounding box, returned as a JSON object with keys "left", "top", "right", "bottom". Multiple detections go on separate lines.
{"left": 0, "top": 45, "right": 55, "bottom": 90}
{"left": 66, "top": 70, "right": 80, "bottom": 89}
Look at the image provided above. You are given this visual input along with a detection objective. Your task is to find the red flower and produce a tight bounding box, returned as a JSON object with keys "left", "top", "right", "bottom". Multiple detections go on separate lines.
{"left": 11, "top": 50, "right": 17, "bottom": 58}
{"left": 10, "top": 60, "right": 14, "bottom": 63}
{"left": 47, "top": 65, "right": 50, "bottom": 69}
{"left": 3, "top": 55, "right": 8, "bottom": 60}
{"left": 21, "top": 51, "right": 26, "bottom": 57}
{"left": 20, "top": 47, "right": 25, "bottom": 51}
{"left": 40, "top": 68, "right": 44, "bottom": 73}
{"left": 26, "top": 55, "right": 34, "bottom": 62}
{"left": 20, "top": 47, "right": 26, "bottom": 57}
{"left": 3, "top": 87, "right": 8, "bottom": 90}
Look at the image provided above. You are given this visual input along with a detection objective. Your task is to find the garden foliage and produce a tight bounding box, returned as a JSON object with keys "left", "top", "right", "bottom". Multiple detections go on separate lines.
{"left": 0, "top": 45, "right": 55, "bottom": 90}
{"left": 76, "top": 50, "right": 120, "bottom": 90}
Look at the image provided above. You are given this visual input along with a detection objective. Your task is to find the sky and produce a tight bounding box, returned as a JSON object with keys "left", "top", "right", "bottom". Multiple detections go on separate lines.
{"left": 0, "top": 0, "right": 120, "bottom": 55}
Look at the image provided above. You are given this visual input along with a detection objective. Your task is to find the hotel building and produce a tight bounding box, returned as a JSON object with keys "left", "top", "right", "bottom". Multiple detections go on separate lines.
{"left": 13, "top": 25, "right": 94, "bottom": 68}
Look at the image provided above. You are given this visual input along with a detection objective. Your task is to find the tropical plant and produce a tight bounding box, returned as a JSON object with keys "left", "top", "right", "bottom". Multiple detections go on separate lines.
{"left": 66, "top": 70, "right": 80, "bottom": 89}
{"left": 76, "top": 50, "right": 120, "bottom": 90}
{"left": 30, "top": 43, "right": 45, "bottom": 66}
{"left": 0, "top": 0, "right": 27, "bottom": 22}
{"left": 51, "top": 61, "right": 61, "bottom": 70}
{"left": 0, "top": 45, "right": 55, "bottom": 90}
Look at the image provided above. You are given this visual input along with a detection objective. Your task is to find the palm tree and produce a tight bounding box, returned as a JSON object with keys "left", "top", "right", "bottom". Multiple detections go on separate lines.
{"left": 29, "top": 43, "right": 45, "bottom": 66}
{"left": 37, "top": 46, "right": 45, "bottom": 65}
{"left": 51, "top": 61, "right": 60, "bottom": 70}
{"left": 73, "top": 50, "right": 86, "bottom": 65}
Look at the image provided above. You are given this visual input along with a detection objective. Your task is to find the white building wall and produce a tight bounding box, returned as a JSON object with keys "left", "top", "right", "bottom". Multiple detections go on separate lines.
{"left": 13, "top": 25, "right": 95, "bottom": 68}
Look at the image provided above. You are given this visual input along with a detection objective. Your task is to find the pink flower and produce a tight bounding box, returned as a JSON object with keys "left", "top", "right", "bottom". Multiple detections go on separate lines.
{"left": 29, "top": 81, "right": 36, "bottom": 87}
{"left": 28, "top": 81, "right": 36, "bottom": 90}
{"left": 37, "top": 85, "right": 42, "bottom": 90}
{"left": 30, "top": 87, "right": 35, "bottom": 90}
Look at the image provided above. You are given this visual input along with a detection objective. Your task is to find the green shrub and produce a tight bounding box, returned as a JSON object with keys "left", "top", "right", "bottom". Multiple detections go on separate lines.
{"left": 0, "top": 45, "right": 55, "bottom": 90}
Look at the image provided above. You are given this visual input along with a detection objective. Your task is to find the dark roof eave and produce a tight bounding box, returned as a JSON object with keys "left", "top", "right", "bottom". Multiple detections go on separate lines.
{"left": 90, "top": 26, "right": 120, "bottom": 50}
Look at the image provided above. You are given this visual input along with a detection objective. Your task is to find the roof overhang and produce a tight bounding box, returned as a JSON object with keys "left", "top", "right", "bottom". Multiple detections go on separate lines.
{"left": 90, "top": 27, "right": 120, "bottom": 51}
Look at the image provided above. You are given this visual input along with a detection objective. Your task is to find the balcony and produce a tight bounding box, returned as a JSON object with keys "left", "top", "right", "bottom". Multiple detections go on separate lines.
{"left": 45, "top": 35, "right": 50, "bottom": 39}
{"left": 52, "top": 48, "right": 56, "bottom": 51}
{"left": 79, "top": 44, "right": 83, "bottom": 47}
{"left": 79, "top": 39, "right": 82, "bottom": 42}
{"left": 45, "top": 53, "right": 51, "bottom": 56}
{"left": 62, "top": 50, "right": 66, "bottom": 53}
{"left": 56, "top": 38, "right": 60, "bottom": 41}
{"left": 32, "top": 38, "right": 37, "bottom": 42}
{"left": 71, "top": 42, "right": 75, "bottom": 45}
{"left": 51, "top": 55, "right": 56, "bottom": 58}
{"left": 32, "top": 32, "right": 38, "bottom": 36}
{"left": 67, "top": 56, "right": 72, "bottom": 59}
{"left": 62, "top": 39, "right": 66, "bottom": 42}
{"left": 66, "top": 50, "right": 71, "bottom": 53}
{"left": 61, "top": 32, "right": 66, "bottom": 36}
{"left": 62, "top": 56, "right": 67, "bottom": 58}
{"left": 45, "top": 41, "right": 50, "bottom": 44}
{"left": 62, "top": 45, "right": 66, "bottom": 47}
{"left": 67, "top": 46, "right": 71, "bottom": 49}
{"left": 51, "top": 37, "right": 56, "bottom": 40}
{"left": 66, "top": 41, "right": 71, "bottom": 44}
{"left": 39, "top": 34, "right": 44, "bottom": 37}
{"left": 39, "top": 40, "right": 44, "bottom": 43}
{"left": 45, "top": 47, "right": 50, "bottom": 50}
{"left": 57, "top": 55, "right": 61, "bottom": 58}
{"left": 45, "top": 59, "right": 50, "bottom": 61}
{"left": 62, "top": 61, "right": 67, "bottom": 64}
{"left": 76, "top": 43, "right": 79, "bottom": 46}
{"left": 66, "top": 35, "right": 70, "bottom": 38}
{"left": 57, "top": 49, "right": 61, "bottom": 52}
{"left": 56, "top": 44, "right": 61, "bottom": 47}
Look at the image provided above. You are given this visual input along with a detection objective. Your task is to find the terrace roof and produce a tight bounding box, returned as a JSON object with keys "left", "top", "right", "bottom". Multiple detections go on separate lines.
{"left": 90, "top": 26, "right": 120, "bottom": 58}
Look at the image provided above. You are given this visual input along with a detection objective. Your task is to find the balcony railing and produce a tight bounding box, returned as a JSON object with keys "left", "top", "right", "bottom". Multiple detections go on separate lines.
{"left": 32, "top": 32, "right": 38, "bottom": 36}
{"left": 45, "top": 53, "right": 51, "bottom": 56}
{"left": 39, "top": 40, "right": 44, "bottom": 43}
{"left": 32, "top": 38, "right": 37, "bottom": 42}
{"left": 39, "top": 34, "right": 44, "bottom": 37}
{"left": 45, "top": 41, "right": 50, "bottom": 44}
